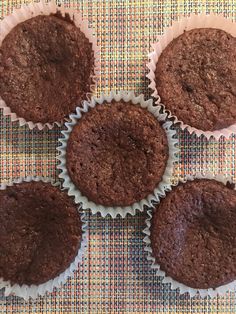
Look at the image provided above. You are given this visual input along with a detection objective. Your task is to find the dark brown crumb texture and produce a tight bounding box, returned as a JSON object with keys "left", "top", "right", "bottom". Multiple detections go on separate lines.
{"left": 155, "top": 28, "right": 236, "bottom": 131}
{"left": 150, "top": 179, "right": 236, "bottom": 289}
{"left": 66, "top": 101, "right": 169, "bottom": 207}
{"left": 0, "top": 181, "right": 82, "bottom": 286}
{"left": 0, "top": 14, "right": 94, "bottom": 124}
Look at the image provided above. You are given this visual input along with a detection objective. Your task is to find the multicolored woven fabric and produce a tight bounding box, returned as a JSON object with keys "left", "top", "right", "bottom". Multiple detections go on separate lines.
{"left": 0, "top": 0, "right": 236, "bottom": 312}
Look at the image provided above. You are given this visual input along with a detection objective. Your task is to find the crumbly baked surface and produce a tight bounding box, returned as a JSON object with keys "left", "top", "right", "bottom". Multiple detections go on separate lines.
{"left": 66, "top": 101, "right": 169, "bottom": 207}
{"left": 0, "top": 181, "right": 82, "bottom": 285}
{"left": 151, "top": 179, "right": 236, "bottom": 289}
{"left": 0, "top": 14, "right": 94, "bottom": 124}
{"left": 155, "top": 28, "right": 236, "bottom": 131}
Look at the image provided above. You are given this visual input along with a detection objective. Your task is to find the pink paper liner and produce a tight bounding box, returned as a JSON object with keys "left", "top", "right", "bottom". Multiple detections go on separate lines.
{"left": 0, "top": 0, "right": 100, "bottom": 130}
{"left": 143, "top": 173, "right": 236, "bottom": 298}
{"left": 147, "top": 14, "right": 236, "bottom": 140}
{"left": 0, "top": 176, "right": 88, "bottom": 300}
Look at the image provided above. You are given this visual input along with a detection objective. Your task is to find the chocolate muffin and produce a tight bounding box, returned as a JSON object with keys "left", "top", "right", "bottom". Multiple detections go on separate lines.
{"left": 0, "top": 13, "right": 94, "bottom": 124}
{"left": 0, "top": 181, "right": 82, "bottom": 286}
{"left": 150, "top": 179, "right": 236, "bottom": 289}
{"left": 66, "top": 101, "right": 169, "bottom": 207}
{"left": 155, "top": 28, "right": 236, "bottom": 131}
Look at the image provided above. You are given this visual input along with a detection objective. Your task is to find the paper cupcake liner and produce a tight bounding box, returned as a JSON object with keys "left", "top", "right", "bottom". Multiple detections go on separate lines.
{"left": 147, "top": 14, "right": 236, "bottom": 140}
{"left": 0, "top": 0, "right": 100, "bottom": 130}
{"left": 57, "top": 91, "right": 179, "bottom": 218}
{"left": 0, "top": 176, "right": 88, "bottom": 300}
{"left": 143, "top": 172, "right": 236, "bottom": 298}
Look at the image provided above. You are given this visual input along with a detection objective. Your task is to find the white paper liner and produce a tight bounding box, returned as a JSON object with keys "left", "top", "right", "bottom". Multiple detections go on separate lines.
{"left": 0, "top": 0, "right": 100, "bottom": 130}
{"left": 0, "top": 176, "right": 88, "bottom": 300}
{"left": 57, "top": 91, "right": 179, "bottom": 218}
{"left": 143, "top": 172, "right": 236, "bottom": 298}
{"left": 147, "top": 14, "right": 236, "bottom": 140}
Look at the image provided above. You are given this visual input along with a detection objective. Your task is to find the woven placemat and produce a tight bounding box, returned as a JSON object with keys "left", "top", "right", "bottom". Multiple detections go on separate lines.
{"left": 0, "top": 0, "right": 236, "bottom": 313}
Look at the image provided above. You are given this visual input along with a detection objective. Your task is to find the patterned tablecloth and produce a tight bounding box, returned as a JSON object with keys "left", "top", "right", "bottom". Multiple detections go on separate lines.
{"left": 0, "top": 0, "right": 236, "bottom": 313}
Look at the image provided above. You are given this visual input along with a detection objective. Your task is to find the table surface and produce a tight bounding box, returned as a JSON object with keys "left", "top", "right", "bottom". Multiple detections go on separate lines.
{"left": 0, "top": 0, "right": 236, "bottom": 313}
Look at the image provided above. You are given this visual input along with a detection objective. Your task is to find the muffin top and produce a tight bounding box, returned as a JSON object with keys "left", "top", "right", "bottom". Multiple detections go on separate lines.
{"left": 0, "top": 181, "right": 82, "bottom": 286}
{"left": 150, "top": 179, "right": 236, "bottom": 289}
{"left": 66, "top": 101, "right": 169, "bottom": 207}
{"left": 155, "top": 28, "right": 236, "bottom": 131}
{"left": 0, "top": 13, "right": 94, "bottom": 124}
